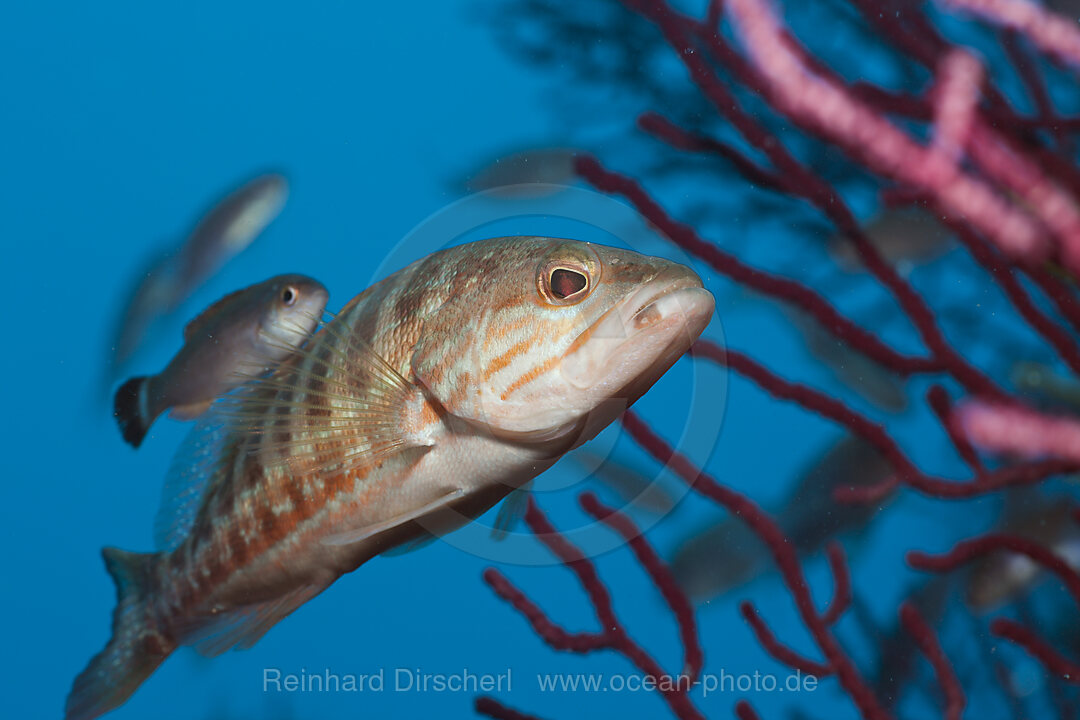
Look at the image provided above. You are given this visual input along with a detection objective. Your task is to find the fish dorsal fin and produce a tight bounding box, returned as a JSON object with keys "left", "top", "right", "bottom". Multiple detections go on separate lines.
{"left": 214, "top": 317, "right": 435, "bottom": 479}
{"left": 177, "top": 583, "right": 323, "bottom": 657}
{"left": 322, "top": 488, "right": 466, "bottom": 547}
{"left": 154, "top": 418, "right": 234, "bottom": 551}
{"left": 183, "top": 287, "right": 249, "bottom": 341}
{"left": 490, "top": 482, "right": 532, "bottom": 541}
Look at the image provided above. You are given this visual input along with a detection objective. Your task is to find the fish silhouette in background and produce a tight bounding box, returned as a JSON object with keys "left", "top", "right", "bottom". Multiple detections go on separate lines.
{"left": 671, "top": 516, "right": 769, "bottom": 603}
{"left": 461, "top": 147, "right": 577, "bottom": 198}
{"left": 113, "top": 274, "right": 329, "bottom": 448}
{"left": 107, "top": 172, "right": 289, "bottom": 381}
{"left": 827, "top": 206, "right": 953, "bottom": 274}
{"left": 787, "top": 308, "right": 909, "bottom": 412}
{"left": 67, "top": 236, "right": 715, "bottom": 719}
{"left": 671, "top": 435, "right": 894, "bottom": 602}
{"left": 965, "top": 491, "right": 1080, "bottom": 613}
{"left": 1011, "top": 361, "right": 1080, "bottom": 414}
{"left": 570, "top": 447, "right": 679, "bottom": 515}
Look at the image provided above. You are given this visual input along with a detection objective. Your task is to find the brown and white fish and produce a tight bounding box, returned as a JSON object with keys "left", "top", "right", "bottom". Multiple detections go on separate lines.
{"left": 113, "top": 274, "right": 329, "bottom": 448}
{"left": 68, "top": 236, "right": 714, "bottom": 719}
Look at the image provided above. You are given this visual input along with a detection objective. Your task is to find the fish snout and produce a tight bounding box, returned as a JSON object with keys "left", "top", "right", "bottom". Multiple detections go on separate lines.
{"left": 560, "top": 262, "right": 714, "bottom": 391}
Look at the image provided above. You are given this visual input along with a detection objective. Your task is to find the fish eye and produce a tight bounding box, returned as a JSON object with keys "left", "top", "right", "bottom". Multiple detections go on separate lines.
{"left": 281, "top": 287, "right": 297, "bottom": 306}
{"left": 539, "top": 262, "right": 592, "bottom": 305}
{"left": 550, "top": 268, "right": 587, "bottom": 299}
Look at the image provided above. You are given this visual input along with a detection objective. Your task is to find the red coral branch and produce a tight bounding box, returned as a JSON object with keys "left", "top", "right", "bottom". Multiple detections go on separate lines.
{"left": 956, "top": 400, "right": 1080, "bottom": 462}
{"left": 620, "top": 412, "right": 891, "bottom": 720}
{"left": 691, "top": 339, "right": 1076, "bottom": 501}
{"left": 906, "top": 533, "right": 1080, "bottom": 605}
{"left": 575, "top": 156, "right": 940, "bottom": 380}
{"left": 739, "top": 601, "right": 833, "bottom": 677}
{"left": 938, "top": 0, "right": 1080, "bottom": 69}
{"left": 899, "top": 602, "right": 966, "bottom": 720}
{"left": 734, "top": 700, "right": 762, "bottom": 720}
{"left": 990, "top": 618, "right": 1080, "bottom": 684}
{"left": 926, "top": 385, "right": 985, "bottom": 473}
{"left": 821, "top": 542, "right": 853, "bottom": 626}
{"left": 578, "top": 493, "right": 704, "bottom": 682}
{"left": 481, "top": 497, "right": 706, "bottom": 720}
{"left": 721, "top": 0, "right": 1051, "bottom": 264}
{"left": 475, "top": 697, "right": 546, "bottom": 720}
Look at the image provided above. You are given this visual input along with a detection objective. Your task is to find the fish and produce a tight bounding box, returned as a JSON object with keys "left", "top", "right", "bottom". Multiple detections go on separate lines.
{"left": 107, "top": 172, "right": 288, "bottom": 378}
{"left": 168, "top": 173, "right": 289, "bottom": 309}
{"left": 828, "top": 206, "right": 952, "bottom": 273}
{"left": 113, "top": 274, "right": 329, "bottom": 448}
{"left": 966, "top": 492, "right": 1080, "bottom": 612}
{"left": 671, "top": 435, "right": 893, "bottom": 602}
{"left": 463, "top": 148, "right": 577, "bottom": 198}
{"left": 775, "top": 435, "right": 895, "bottom": 553}
{"left": 788, "top": 308, "right": 908, "bottom": 412}
{"left": 671, "top": 517, "right": 768, "bottom": 602}
{"left": 1011, "top": 361, "right": 1080, "bottom": 413}
{"left": 67, "top": 236, "right": 714, "bottom": 719}
{"left": 570, "top": 448, "right": 679, "bottom": 514}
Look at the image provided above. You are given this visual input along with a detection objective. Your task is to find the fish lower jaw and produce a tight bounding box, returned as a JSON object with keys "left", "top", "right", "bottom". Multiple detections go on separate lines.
{"left": 561, "top": 286, "right": 714, "bottom": 392}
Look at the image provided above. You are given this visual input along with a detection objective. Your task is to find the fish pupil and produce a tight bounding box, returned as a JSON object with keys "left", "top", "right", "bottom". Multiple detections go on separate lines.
{"left": 282, "top": 287, "right": 297, "bottom": 305}
{"left": 550, "top": 268, "right": 587, "bottom": 299}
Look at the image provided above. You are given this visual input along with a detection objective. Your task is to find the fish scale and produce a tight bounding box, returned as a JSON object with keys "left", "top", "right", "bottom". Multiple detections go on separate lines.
{"left": 67, "top": 236, "right": 715, "bottom": 720}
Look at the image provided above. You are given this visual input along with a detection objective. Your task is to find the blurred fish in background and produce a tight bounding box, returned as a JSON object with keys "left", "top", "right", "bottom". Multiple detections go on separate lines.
{"left": 965, "top": 491, "right": 1080, "bottom": 613}
{"left": 827, "top": 206, "right": 953, "bottom": 274}
{"left": 787, "top": 308, "right": 909, "bottom": 412}
{"left": 671, "top": 435, "right": 894, "bottom": 602}
{"left": 113, "top": 274, "right": 329, "bottom": 448}
{"left": 106, "top": 172, "right": 289, "bottom": 387}
{"left": 1012, "top": 361, "right": 1080, "bottom": 414}
{"left": 461, "top": 147, "right": 577, "bottom": 198}
{"left": 671, "top": 516, "right": 768, "bottom": 603}
{"left": 570, "top": 447, "right": 679, "bottom": 515}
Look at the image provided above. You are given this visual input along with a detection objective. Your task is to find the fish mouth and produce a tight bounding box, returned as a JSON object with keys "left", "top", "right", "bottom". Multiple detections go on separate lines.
{"left": 560, "top": 268, "right": 715, "bottom": 391}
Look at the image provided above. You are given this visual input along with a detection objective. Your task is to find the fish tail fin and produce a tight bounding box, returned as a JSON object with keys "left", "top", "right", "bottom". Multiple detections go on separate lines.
{"left": 65, "top": 548, "right": 174, "bottom": 720}
{"left": 113, "top": 377, "right": 154, "bottom": 448}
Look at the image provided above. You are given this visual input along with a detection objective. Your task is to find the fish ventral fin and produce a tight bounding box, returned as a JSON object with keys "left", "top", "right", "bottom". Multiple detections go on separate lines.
{"left": 322, "top": 487, "right": 466, "bottom": 547}
{"left": 490, "top": 482, "right": 532, "bottom": 541}
{"left": 182, "top": 286, "right": 248, "bottom": 341}
{"left": 213, "top": 317, "right": 435, "bottom": 479}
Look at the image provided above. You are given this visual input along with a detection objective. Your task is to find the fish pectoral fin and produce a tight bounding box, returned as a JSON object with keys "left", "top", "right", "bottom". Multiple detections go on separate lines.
{"left": 490, "top": 482, "right": 531, "bottom": 542}
{"left": 214, "top": 318, "right": 436, "bottom": 479}
{"left": 178, "top": 584, "right": 323, "bottom": 658}
{"left": 322, "top": 488, "right": 467, "bottom": 548}
{"left": 169, "top": 399, "right": 214, "bottom": 421}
